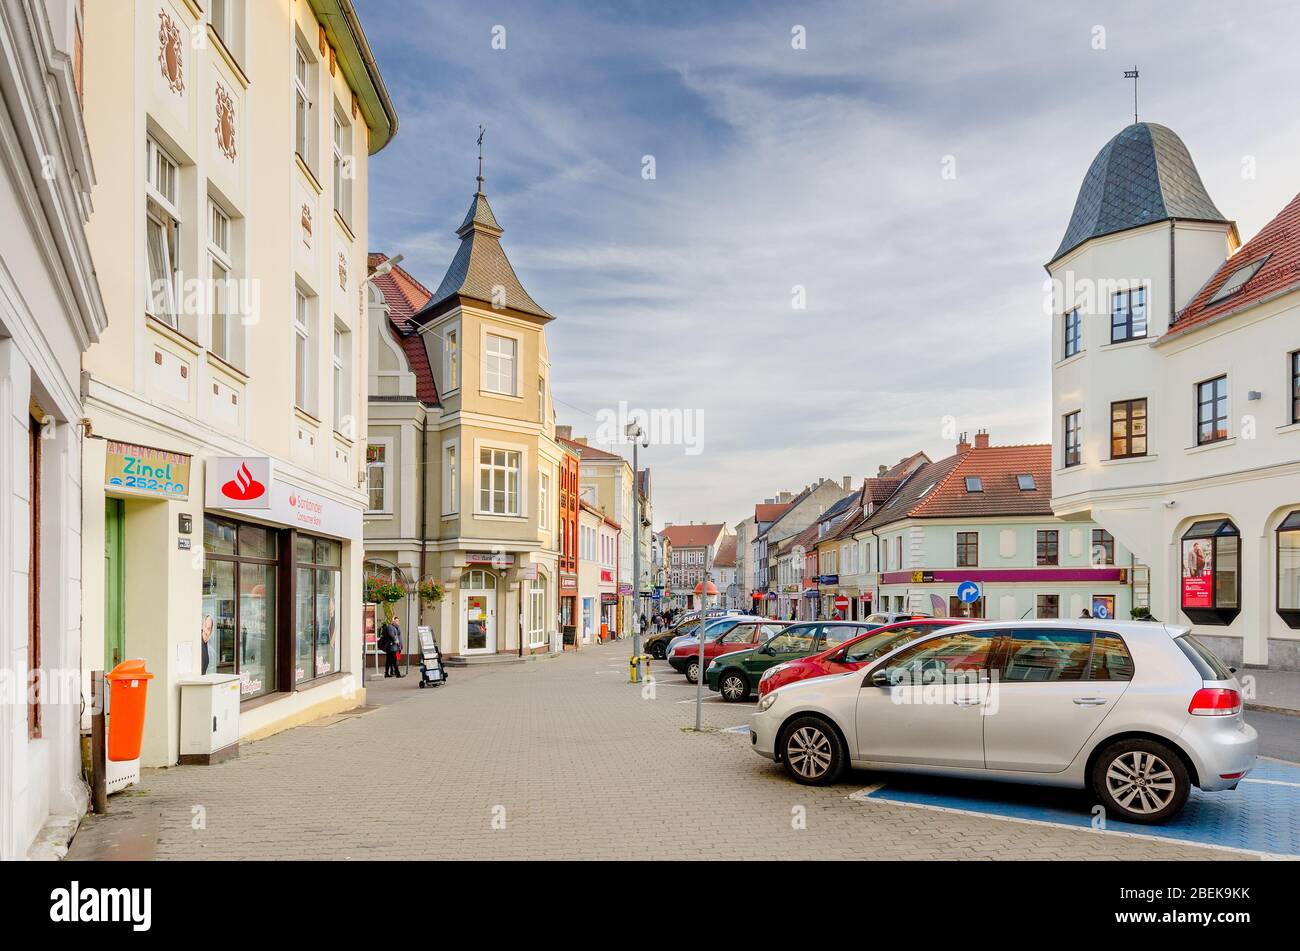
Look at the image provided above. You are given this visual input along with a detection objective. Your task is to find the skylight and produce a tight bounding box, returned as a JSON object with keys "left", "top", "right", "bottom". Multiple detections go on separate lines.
{"left": 1208, "top": 255, "right": 1269, "bottom": 304}
{"left": 964, "top": 476, "right": 983, "bottom": 493}
{"left": 1017, "top": 474, "right": 1037, "bottom": 491}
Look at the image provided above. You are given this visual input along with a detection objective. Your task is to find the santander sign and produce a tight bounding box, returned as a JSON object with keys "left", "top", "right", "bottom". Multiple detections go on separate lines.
{"left": 221, "top": 461, "right": 267, "bottom": 502}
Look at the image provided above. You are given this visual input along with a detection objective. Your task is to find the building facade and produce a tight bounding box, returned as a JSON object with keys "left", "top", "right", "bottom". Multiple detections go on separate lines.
{"left": 1048, "top": 121, "right": 1300, "bottom": 669}
{"left": 661, "top": 522, "right": 726, "bottom": 610}
{"left": 1, "top": 0, "right": 107, "bottom": 859}
{"left": 78, "top": 0, "right": 396, "bottom": 767}
{"left": 364, "top": 169, "right": 562, "bottom": 660}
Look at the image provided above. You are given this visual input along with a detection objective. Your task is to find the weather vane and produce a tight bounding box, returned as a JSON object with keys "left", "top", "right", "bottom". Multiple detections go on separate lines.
{"left": 476, "top": 124, "right": 485, "bottom": 192}
{"left": 1123, "top": 67, "right": 1140, "bottom": 125}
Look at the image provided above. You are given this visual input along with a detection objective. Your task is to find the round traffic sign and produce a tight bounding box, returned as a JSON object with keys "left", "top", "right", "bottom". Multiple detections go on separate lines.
{"left": 956, "top": 581, "right": 981, "bottom": 604}
{"left": 834, "top": 595, "right": 850, "bottom": 611}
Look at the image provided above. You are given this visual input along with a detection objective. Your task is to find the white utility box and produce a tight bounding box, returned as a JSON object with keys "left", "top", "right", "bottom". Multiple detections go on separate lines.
{"left": 177, "top": 674, "right": 241, "bottom": 765}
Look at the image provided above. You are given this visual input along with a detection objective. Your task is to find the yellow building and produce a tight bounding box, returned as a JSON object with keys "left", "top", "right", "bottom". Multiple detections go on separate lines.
{"left": 79, "top": 0, "right": 397, "bottom": 766}
{"left": 364, "top": 171, "right": 563, "bottom": 660}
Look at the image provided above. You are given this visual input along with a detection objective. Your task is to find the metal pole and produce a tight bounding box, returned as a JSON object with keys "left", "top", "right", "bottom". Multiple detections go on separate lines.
{"left": 91, "top": 670, "right": 107, "bottom": 814}
{"left": 695, "top": 569, "right": 707, "bottom": 730}
{"left": 628, "top": 424, "right": 645, "bottom": 682}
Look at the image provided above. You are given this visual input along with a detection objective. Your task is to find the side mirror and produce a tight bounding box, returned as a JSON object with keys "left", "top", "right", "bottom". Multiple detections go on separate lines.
{"left": 869, "top": 668, "right": 892, "bottom": 688}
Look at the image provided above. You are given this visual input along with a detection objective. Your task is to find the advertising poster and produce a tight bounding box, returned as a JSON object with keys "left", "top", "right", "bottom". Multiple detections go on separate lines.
{"left": 1181, "top": 539, "right": 1213, "bottom": 608}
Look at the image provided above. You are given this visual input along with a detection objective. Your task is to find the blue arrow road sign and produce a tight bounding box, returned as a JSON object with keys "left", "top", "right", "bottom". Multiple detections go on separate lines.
{"left": 956, "top": 581, "right": 981, "bottom": 604}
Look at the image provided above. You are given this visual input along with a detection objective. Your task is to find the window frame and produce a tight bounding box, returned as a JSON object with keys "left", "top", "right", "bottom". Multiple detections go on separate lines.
{"left": 293, "top": 39, "right": 316, "bottom": 171}
{"left": 1276, "top": 510, "right": 1300, "bottom": 629}
{"left": 1110, "top": 398, "right": 1148, "bottom": 459}
{"left": 1063, "top": 411, "right": 1082, "bottom": 468}
{"left": 203, "top": 515, "right": 281, "bottom": 701}
{"left": 1196, "top": 375, "right": 1229, "bottom": 446}
{"left": 1110, "top": 286, "right": 1148, "bottom": 343}
{"left": 477, "top": 446, "right": 523, "bottom": 517}
{"left": 1063, "top": 308, "right": 1081, "bottom": 359}
{"left": 365, "top": 441, "right": 390, "bottom": 514}
{"left": 1180, "top": 518, "right": 1242, "bottom": 626}
{"left": 443, "top": 440, "right": 460, "bottom": 516}
{"left": 1036, "top": 529, "right": 1059, "bottom": 566}
{"left": 207, "top": 199, "right": 237, "bottom": 364}
{"left": 443, "top": 326, "right": 460, "bottom": 393}
{"left": 1035, "top": 594, "right": 1060, "bottom": 619}
{"left": 955, "top": 531, "right": 979, "bottom": 568}
{"left": 145, "top": 137, "right": 182, "bottom": 328}
{"left": 332, "top": 320, "right": 350, "bottom": 437}
{"left": 482, "top": 331, "right": 520, "bottom": 397}
{"left": 1091, "top": 528, "right": 1115, "bottom": 566}
{"left": 1290, "top": 350, "right": 1299, "bottom": 426}
{"left": 332, "top": 105, "right": 353, "bottom": 225}
{"left": 293, "top": 287, "right": 316, "bottom": 415}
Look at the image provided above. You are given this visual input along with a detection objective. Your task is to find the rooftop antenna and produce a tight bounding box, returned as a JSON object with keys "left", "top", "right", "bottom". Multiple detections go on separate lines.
{"left": 476, "top": 124, "right": 485, "bottom": 193}
{"left": 1123, "top": 67, "right": 1140, "bottom": 125}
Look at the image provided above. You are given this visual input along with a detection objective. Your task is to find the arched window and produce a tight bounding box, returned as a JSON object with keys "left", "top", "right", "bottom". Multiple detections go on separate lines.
{"left": 461, "top": 569, "right": 496, "bottom": 590}
{"left": 1180, "top": 519, "right": 1240, "bottom": 626}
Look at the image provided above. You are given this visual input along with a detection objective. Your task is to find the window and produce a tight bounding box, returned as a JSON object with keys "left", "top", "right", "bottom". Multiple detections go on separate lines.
{"left": 947, "top": 595, "right": 985, "bottom": 619}
{"left": 1110, "top": 398, "right": 1147, "bottom": 458}
{"left": 1063, "top": 308, "right": 1081, "bottom": 358}
{"left": 444, "top": 329, "right": 459, "bottom": 392}
{"left": 1196, "top": 375, "right": 1229, "bottom": 445}
{"left": 203, "top": 516, "right": 278, "bottom": 699}
{"left": 876, "top": 629, "right": 1001, "bottom": 683}
{"left": 365, "top": 444, "right": 387, "bottom": 512}
{"left": 1089, "top": 632, "right": 1135, "bottom": 681}
{"left": 1063, "top": 411, "right": 1081, "bottom": 467}
{"left": 538, "top": 376, "right": 546, "bottom": 423}
{"left": 27, "top": 414, "right": 41, "bottom": 738}
{"left": 333, "top": 108, "right": 353, "bottom": 224}
{"left": 333, "top": 322, "right": 350, "bottom": 435}
{"left": 207, "top": 200, "right": 240, "bottom": 364}
{"left": 1017, "top": 474, "right": 1036, "bottom": 491}
{"left": 1291, "top": 350, "right": 1300, "bottom": 425}
{"left": 956, "top": 531, "right": 979, "bottom": 567}
{"left": 1208, "top": 256, "right": 1269, "bottom": 304}
{"left": 527, "top": 574, "right": 548, "bottom": 646}
{"left": 295, "top": 536, "right": 341, "bottom": 684}
{"left": 894, "top": 536, "right": 903, "bottom": 570}
{"left": 1002, "top": 628, "right": 1090, "bottom": 681}
{"left": 145, "top": 137, "right": 181, "bottom": 328}
{"left": 483, "top": 333, "right": 517, "bottom": 395}
{"left": 1035, "top": 594, "right": 1060, "bottom": 619}
{"left": 443, "top": 443, "right": 459, "bottom": 514}
{"left": 1091, "top": 529, "right": 1115, "bottom": 566}
{"left": 294, "top": 288, "right": 315, "bottom": 414}
{"left": 479, "top": 448, "right": 521, "bottom": 515}
{"left": 1175, "top": 633, "right": 1231, "bottom": 681}
{"left": 964, "top": 476, "right": 983, "bottom": 493}
{"left": 764, "top": 627, "right": 818, "bottom": 655}
{"left": 294, "top": 41, "right": 315, "bottom": 169}
{"left": 1111, "top": 286, "right": 1147, "bottom": 343}
{"left": 539, "top": 471, "right": 551, "bottom": 532}
{"left": 1180, "top": 518, "right": 1241, "bottom": 625}
{"left": 1279, "top": 510, "right": 1300, "bottom": 628}
{"left": 1036, "top": 530, "right": 1059, "bottom": 566}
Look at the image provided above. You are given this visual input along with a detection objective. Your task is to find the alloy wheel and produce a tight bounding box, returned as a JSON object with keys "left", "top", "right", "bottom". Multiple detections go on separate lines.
{"left": 786, "top": 726, "right": 833, "bottom": 780}
{"left": 721, "top": 675, "right": 746, "bottom": 701}
{"left": 1105, "top": 750, "right": 1177, "bottom": 815}
{"left": 686, "top": 661, "right": 699, "bottom": 683}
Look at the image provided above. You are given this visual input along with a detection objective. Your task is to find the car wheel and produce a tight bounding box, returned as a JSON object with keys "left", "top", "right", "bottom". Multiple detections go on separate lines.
{"left": 650, "top": 643, "right": 664, "bottom": 660}
{"left": 1091, "top": 739, "right": 1190, "bottom": 825}
{"left": 779, "top": 716, "right": 845, "bottom": 786}
{"left": 685, "top": 660, "right": 700, "bottom": 684}
{"left": 720, "top": 672, "right": 749, "bottom": 702}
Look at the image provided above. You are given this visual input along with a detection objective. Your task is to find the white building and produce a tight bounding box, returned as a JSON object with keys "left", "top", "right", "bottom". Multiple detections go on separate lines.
{"left": 1, "top": 0, "right": 106, "bottom": 860}
{"left": 1049, "top": 120, "right": 1300, "bottom": 669}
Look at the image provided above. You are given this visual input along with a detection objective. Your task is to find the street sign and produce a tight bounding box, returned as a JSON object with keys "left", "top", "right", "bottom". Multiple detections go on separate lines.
{"left": 957, "top": 581, "right": 981, "bottom": 604}
{"left": 834, "top": 595, "right": 850, "bottom": 611}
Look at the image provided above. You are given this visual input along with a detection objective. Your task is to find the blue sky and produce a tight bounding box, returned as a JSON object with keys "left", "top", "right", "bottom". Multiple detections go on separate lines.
{"left": 363, "top": 0, "right": 1300, "bottom": 527}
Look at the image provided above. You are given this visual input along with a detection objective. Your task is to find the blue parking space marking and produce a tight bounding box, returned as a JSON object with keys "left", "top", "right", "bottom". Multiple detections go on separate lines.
{"left": 855, "top": 758, "right": 1300, "bottom": 858}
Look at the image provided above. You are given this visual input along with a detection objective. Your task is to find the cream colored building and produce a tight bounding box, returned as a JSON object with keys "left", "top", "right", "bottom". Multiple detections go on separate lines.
{"left": 78, "top": 0, "right": 397, "bottom": 766}
{"left": 364, "top": 175, "right": 563, "bottom": 660}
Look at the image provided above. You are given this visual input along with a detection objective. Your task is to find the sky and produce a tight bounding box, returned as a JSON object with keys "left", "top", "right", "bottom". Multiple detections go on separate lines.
{"left": 363, "top": 0, "right": 1300, "bottom": 529}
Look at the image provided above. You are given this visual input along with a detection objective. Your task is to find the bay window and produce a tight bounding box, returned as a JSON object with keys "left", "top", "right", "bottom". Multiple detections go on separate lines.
{"left": 1276, "top": 511, "right": 1300, "bottom": 628}
{"left": 1181, "top": 519, "right": 1241, "bottom": 625}
{"left": 479, "top": 447, "right": 521, "bottom": 515}
{"left": 483, "top": 332, "right": 517, "bottom": 395}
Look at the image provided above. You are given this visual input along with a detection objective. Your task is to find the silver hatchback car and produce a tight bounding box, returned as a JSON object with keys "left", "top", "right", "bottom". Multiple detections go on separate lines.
{"left": 751, "top": 620, "right": 1257, "bottom": 824}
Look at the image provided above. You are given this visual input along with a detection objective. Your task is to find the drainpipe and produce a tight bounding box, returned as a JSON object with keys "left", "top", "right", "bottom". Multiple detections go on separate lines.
{"left": 418, "top": 411, "right": 429, "bottom": 629}
{"left": 1169, "top": 219, "right": 1176, "bottom": 325}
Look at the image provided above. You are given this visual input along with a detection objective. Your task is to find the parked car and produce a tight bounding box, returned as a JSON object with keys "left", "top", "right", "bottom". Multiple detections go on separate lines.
{"left": 662, "top": 614, "right": 765, "bottom": 662}
{"left": 670, "top": 620, "right": 787, "bottom": 683}
{"left": 705, "top": 621, "right": 879, "bottom": 702}
{"left": 863, "top": 611, "right": 931, "bottom": 625}
{"left": 645, "top": 619, "right": 702, "bottom": 659}
{"left": 757, "top": 618, "right": 965, "bottom": 698}
{"left": 750, "top": 621, "right": 1257, "bottom": 824}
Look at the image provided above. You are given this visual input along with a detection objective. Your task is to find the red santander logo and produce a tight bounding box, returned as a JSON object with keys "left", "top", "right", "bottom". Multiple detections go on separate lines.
{"left": 221, "top": 462, "right": 266, "bottom": 502}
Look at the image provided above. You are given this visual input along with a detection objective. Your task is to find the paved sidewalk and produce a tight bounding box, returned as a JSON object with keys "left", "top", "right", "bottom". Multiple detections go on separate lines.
{"left": 1244, "top": 667, "right": 1300, "bottom": 715}
{"left": 68, "top": 641, "right": 1253, "bottom": 860}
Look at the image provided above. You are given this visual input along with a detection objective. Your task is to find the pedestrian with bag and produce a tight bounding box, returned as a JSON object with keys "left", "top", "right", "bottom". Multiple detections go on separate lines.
{"left": 380, "top": 617, "right": 404, "bottom": 678}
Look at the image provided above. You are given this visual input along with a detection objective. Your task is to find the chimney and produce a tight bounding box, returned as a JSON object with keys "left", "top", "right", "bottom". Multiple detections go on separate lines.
{"left": 575, "top": 436, "right": 588, "bottom": 446}
{"left": 842, "top": 475, "right": 852, "bottom": 490}
{"left": 778, "top": 491, "right": 792, "bottom": 503}
{"left": 957, "top": 432, "right": 972, "bottom": 454}
{"left": 877, "top": 464, "right": 888, "bottom": 477}
{"left": 974, "top": 429, "right": 990, "bottom": 450}
{"left": 556, "top": 424, "right": 573, "bottom": 441}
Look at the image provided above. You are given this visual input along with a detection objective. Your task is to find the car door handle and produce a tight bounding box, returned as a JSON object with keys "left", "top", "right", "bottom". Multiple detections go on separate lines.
{"left": 952, "top": 698, "right": 983, "bottom": 706}
{"left": 1072, "top": 697, "right": 1107, "bottom": 706}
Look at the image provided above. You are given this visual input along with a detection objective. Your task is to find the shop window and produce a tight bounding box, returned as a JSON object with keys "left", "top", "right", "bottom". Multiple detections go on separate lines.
{"left": 1180, "top": 519, "right": 1241, "bottom": 625}
{"left": 295, "top": 536, "right": 342, "bottom": 684}
{"left": 947, "top": 596, "right": 986, "bottom": 619}
{"left": 1276, "top": 510, "right": 1300, "bottom": 629}
{"left": 203, "top": 516, "right": 277, "bottom": 698}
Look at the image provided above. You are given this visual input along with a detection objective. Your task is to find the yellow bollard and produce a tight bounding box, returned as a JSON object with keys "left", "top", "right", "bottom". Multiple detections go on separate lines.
{"left": 627, "top": 654, "right": 649, "bottom": 683}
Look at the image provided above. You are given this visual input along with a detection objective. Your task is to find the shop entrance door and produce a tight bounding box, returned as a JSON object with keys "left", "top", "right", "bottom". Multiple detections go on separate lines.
{"left": 104, "top": 499, "right": 125, "bottom": 671}
{"left": 460, "top": 576, "right": 497, "bottom": 654}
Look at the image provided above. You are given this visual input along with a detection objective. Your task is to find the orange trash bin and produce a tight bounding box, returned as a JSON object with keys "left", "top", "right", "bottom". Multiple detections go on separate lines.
{"left": 107, "top": 660, "right": 154, "bottom": 762}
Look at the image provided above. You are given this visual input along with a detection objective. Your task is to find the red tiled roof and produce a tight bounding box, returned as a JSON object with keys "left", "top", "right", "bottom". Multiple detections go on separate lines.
{"left": 908, "top": 445, "right": 1054, "bottom": 519}
{"left": 713, "top": 535, "right": 738, "bottom": 567}
{"left": 790, "top": 523, "right": 820, "bottom": 550}
{"left": 1169, "top": 190, "right": 1300, "bottom": 339}
{"left": 881, "top": 452, "right": 930, "bottom": 479}
{"left": 557, "top": 435, "right": 627, "bottom": 463}
{"left": 368, "top": 253, "right": 439, "bottom": 405}
{"left": 659, "top": 523, "right": 726, "bottom": 549}
{"left": 754, "top": 502, "right": 792, "bottom": 523}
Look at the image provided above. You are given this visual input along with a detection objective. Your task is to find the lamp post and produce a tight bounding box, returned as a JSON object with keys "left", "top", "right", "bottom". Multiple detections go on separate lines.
{"left": 625, "top": 421, "right": 648, "bottom": 682}
{"left": 695, "top": 567, "right": 711, "bottom": 730}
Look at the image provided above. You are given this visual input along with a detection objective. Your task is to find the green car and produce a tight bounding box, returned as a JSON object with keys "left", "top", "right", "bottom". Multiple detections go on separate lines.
{"left": 704, "top": 622, "right": 874, "bottom": 702}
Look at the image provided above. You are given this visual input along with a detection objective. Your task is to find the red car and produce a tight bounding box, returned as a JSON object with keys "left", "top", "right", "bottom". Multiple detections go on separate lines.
{"left": 671, "top": 620, "right": 787, "bottom": 683}
{"left": 756, "top": 618, "right": 966, "bottom": 697}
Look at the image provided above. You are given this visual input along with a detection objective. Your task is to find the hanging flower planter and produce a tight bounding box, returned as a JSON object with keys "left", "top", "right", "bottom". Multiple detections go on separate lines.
{"left": 417, "top": 578, "right": 445, "bottom": 606}
{"left": 364, "top": 574, "right": 408, "bottom": 605}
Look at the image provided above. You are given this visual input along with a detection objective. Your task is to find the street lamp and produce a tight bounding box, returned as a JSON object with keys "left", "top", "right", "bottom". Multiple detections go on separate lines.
{"left": 695, "top": 567, "right": 712, "bottom": 730}
{"left": 625, "top": 421, "right": 649, "bottom": 682}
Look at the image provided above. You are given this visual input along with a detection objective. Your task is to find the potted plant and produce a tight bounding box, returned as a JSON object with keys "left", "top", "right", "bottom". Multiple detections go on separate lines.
{"left": 365, "top": 575, "right": 407, "bottom": 623}
{"left": 417, "top": 577, "right": 445, "bottom": 607}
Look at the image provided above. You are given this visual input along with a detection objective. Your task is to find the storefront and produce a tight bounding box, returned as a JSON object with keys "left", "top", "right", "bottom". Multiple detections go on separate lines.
{"left": 560, "top": 573, "right": 579, "bottom": 649}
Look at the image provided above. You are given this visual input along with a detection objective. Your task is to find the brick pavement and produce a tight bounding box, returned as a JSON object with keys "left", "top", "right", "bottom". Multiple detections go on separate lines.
{"left": 69, "top": 641, "right": 1253, "bottom": 860}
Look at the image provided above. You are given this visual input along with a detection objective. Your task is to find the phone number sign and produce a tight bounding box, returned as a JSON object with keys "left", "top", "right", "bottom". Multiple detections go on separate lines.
{"left": 105, "top": 440, "right": 192, "bottom": 501}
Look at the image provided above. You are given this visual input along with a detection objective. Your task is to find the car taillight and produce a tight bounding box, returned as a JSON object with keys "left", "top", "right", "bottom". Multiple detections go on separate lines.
{"left": 1188, "top": 688, "right": 1241, "bottom": 716}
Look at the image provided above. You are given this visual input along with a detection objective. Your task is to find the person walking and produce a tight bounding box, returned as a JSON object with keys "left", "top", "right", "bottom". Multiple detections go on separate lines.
{"left": 380, "top": 617, "right": 404, "bottom": 678}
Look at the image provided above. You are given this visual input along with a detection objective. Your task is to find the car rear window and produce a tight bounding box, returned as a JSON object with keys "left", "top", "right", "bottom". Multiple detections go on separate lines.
{"left": 1176, "top": 633, "right": 1232, "bottom": 681}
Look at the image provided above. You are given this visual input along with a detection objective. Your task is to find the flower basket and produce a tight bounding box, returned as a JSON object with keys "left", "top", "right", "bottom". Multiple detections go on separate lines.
{"left": 417, "top": 578, "right": 445, "bottom": 606}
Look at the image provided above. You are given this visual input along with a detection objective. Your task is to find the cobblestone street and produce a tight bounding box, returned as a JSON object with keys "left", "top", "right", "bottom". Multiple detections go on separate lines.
{"left": 69, "top": 643, "right": 1257, "bottom": 861}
